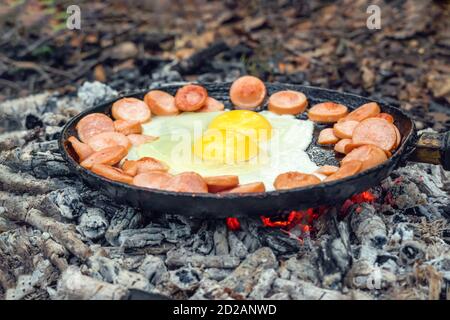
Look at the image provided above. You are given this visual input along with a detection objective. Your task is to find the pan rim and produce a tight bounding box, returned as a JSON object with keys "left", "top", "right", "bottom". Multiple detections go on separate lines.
{"left": 59, "top": 82, "right": 415, "bottom": 200}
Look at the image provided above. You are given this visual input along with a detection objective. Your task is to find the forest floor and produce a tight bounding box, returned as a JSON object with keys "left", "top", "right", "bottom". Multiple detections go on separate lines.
{"left": 0, "top": 0, "right": 449, "bottom": 131}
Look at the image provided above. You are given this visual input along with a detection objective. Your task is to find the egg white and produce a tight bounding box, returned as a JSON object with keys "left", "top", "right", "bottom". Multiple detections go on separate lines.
{"left": 127, "top": 110, "right": 318, "bottom": 191}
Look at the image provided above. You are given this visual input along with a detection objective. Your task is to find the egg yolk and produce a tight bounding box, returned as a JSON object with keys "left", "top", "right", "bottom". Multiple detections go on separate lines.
{"left": 207, "top": 110, "right": 272, "bottom": 142}
{"left": 193, "top": 110, "right": 272, "bottom": 164}
{"left": 193, "top": 129, "right": 259, "bottom": 164}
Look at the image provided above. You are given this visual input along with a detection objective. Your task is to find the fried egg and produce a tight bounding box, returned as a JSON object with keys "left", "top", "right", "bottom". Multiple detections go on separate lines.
{"left": 127, "top": 110, "right": 318, "bottom": 191}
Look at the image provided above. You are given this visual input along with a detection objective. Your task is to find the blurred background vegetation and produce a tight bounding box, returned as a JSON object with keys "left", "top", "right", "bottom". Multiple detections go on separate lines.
{"left": 0, "top": 0, "right": 449, "bottom": 130}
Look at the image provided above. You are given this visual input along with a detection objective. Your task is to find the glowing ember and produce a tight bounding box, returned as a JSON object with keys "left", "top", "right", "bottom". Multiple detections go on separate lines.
{"left": 226, "top": 217, "right": 241, "bottom": 231}
{"left": 261, "top": 208, "right": 318, "bottom": 230}
{"left": 226, "top": 191, "right": 376, "bottom": 235}
{"left": 340, "top": 190, "right": 376, "bottom": 214}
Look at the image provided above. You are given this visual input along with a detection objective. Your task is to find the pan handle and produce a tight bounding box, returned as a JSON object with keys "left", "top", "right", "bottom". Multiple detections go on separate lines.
{"left": 408, "top": 131, "right": 450, "bottom": 170}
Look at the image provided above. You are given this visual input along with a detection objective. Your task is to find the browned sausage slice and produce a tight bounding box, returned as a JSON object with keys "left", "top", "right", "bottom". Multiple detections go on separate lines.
{"left": 127, "top": 134, "right": 158, "bottom": 146}
{"left": 341, "top": 144, "right": 388, "bottom": 171}
{"left": 224, "top": 182, "right": 266, "bottom": 194}
{"left": 352, "top": 118, "right": 397, "bottom": 152}
{"left": 324, "top": 160, "right": 362, "bottom": 182}
{"left": 133, "top": 171, "right": 173, "bottom": 189}
{"left": 68, "top": 136, "right": 94, "bottom": 161}
{"left": 76, "top": 113, "right": 115, "bottom": 143}
{"left": 229, "top": 76, "right": 266, "bottom": 110}
{"left": 114, "top": 120, "right": 142, "bottom": 135}
{"left": 273, "top": 172, "right": 321, "bottom": 190}
{"left": 175, "top": 85, "right": 208, "bottom": 111}
{"left": 80, "top": 146, "right": 127, "bottom": 169}
{"left": 204, "top": 175, "right": 239, "bottom": 193}
{"left": 87, "top": 132, "right": 131, "bottom": 151}
{"left": 198, "top": 97, "right": 225, "bottom": 112}
{"left": 91, "top": 164, "right": 133, "bottom": 184}
{"left": 334, "top": 138, "right": 352, "bottom": 154}
{"left": 268, "top": 90, "right": 308, "bottom": 115}
{"left": 144, "top": 90, "right": 179, "bottom": 116}
{"left": 315, "top": 165, "right": 339, "bottom": 176}
{"left": 308, "top": 102, "right": 348, "bottom": 123}
{"left": 344, "top": 102, "right": 380, "bottom": 122}
{"left": 333, "top": 120, "right": 359, "bottom": 139}
{"left": 318, "top": 128, "right": 339, "bottom": 145}
{"left": 162, "top": 172, "right": 208, "bottom": 193}
{"left": 111, "top": 97, "right": 151, "bottom": 123}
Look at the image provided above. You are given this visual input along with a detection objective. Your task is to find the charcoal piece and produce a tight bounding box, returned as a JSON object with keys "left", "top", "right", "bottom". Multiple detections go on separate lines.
{"left": 220, "top": 247, "right": 277, "bottom": 297}
{"left": 42, "top": 238, "right": 69, "bottom": 271}
{"left": 350, "top": 203, "right": 387, "bottom": 248}
{"left": 272, "top": 278, "right": 350, "bottom": 300}
{"left": 6, "top": 259, "right": 56, "bottom": 300}
{"left": 0, "top": 164, "right": 62, "bottom": 194}
{"left": 105, "top": 206, "right": 143, "bottom": 246}
{"left": 213, "top": 222, "right": 229, "bottom": 255}
{"left": 169, "top": 266, "right": 202, "bottom": 291}
{"left": 166, "top": 248, "right": 240, "bottom": 269}
{"left": 191, "top": 222, "right": 214, "bottom": 255}
{"left": 43, "top": 187, "right": 86, "bottom": 220}
{"left": 87, "top": 255, "right": 152, "bottom": 292}
{"left": 76, "top": 208, "right": 108, "bottom": 240}
{"left": 399, "top": 241, "right": 425, "bottom": 266}
{"left": 2, "top": 207, "right": 92, "bottom": 261}
{"left": 118, "top": 227, "right": 165, "bottom": 248}
{"left": 248, "top": 268, "right": 278, "bottom": 300}
{"left": 203, "top": 268, "right": 232, "bottom": 282}
{"left": 228, "top": 231, "right": 248, "bottom": 259}
{"left": 189, "top": 279, "right": 231, "bottom": 300}
{"left": 0, "top": 93, "right": 50, "bottom": 132}
{"left": 138, "top": 255, "right": 169, "bottom": 286}
{"left": 55, "top": 266, "right": 128, "bottom": 300}
{"left": 258, "top": 228, "right": 302, "bottom": 255}
{"left": 0, "top": 129, "right": 41, "bottom": 151}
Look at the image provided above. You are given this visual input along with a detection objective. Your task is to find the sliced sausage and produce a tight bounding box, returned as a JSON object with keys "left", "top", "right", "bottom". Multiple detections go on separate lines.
{"left": 111, "top": 97, "right": 151, "bottom": 123}
{"left": 133, "top": 171, "right": 173, "bottom": 189}
{"left": 80, "top": 146, "right": 127, "bottom": 169}
{"left": 91, "top": 164, "right": 133, "bottom": 184}
{"left": 68, "top": 136, "right": 94, "bottom": 161}
{"left": 273, "top": 172, "right": 321, "bottom": 190}
{"left": 127, "top": 134, "right": 158, "bottom": 146}
{"left": 76, "top": 113, "right": 115, "bottom": 143}
{"left": 198, "top": 97, "right": 225, "bottom": 112}
{"left": 224, "top": 182, "right": 266, "bottom": 194}
{"left": 333, "top": 120, "right": 359, "bottom": 139}
{"left": 342, "top": 144, "right": 388, "bottom": 171}
{"left": 162, "top": 172, "right": 208, "bottom": 193}
{"left": 121, "top": 160, "right": 139, "bottom": 176}
{"left": 377, "top": 113, "right": 394, "bottom": 123}
{"left": 87, "top": 132, "right": 131, "bottom": 151}
{"left": 314, "top": 165, "right": 339, "bottom": 176}
{"left": 318, "top": 128, "right": 339, "bottom": 145}
{"left": 352, "top": 118, "right": 397, "bottom": 152}
{"left": 344, "top": 102, "right": 380, "bottom": 122}
{"left": 393, "top": 125, "right": 401, "bottom": 149}
{"left": 114, "top": 120, "right": 142, "bottom": 135}
{"left": 268, "top": 90, "right": 308, "bottom": 115}
{"left": 324, "top": 160, "right": 362, "bottom": 182}
{"left": 135, "top": 157, "right": 169, "bottom": 174}
{"left": 229, "top": 76, "right": 266, "bottom": 110}
{"left": 174, "top": 85, "right": 208, "bottom": 111}
{"left": 204, "top": 175, "right": 239, "bottom": 193}
{"left": 308, "top": 102, "right": 348, "bottom": 123}
{"left": 144, "top": 90, "right": 179, "bottom": 116}
{"left": 122, "top": 158, "right": 168, "bottom": 176}
{"left": 334, "top": 138, "right": 352, "bottom": 154}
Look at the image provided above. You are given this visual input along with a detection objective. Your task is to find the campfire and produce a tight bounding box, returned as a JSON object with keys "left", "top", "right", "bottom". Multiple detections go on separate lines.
{"left": 0, "top": 84, "right": 448, "bottom": 300}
